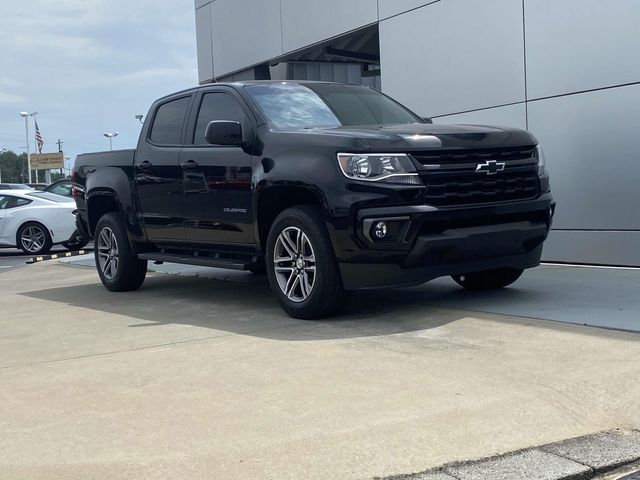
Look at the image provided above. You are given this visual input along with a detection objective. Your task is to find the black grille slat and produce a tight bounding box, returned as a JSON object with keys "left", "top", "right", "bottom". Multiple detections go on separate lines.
{"left": 413, "top": 146, "right": 536, "bottom": 166}
{"left": 413, "top": 145, "right": 541, "bottom": 206}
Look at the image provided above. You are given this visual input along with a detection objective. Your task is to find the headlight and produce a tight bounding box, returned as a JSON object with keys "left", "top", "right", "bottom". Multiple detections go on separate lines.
{"left": 337, "top": 153, "right": 421, "bottom": 184}
{"left": 536, "top": 146, "right": 546, "bottom": 175}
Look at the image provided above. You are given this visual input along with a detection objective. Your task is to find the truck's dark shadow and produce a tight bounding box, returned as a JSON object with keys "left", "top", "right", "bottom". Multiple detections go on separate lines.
{"left": 21, "top": 264, "right": 640, "bottom": 340}
{"left": 20, "top": 271, "right": 475, "bottom": 341}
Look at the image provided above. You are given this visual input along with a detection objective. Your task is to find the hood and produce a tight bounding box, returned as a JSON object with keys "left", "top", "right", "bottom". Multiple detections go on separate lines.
{"left": 293, "top": 123, "right": 536, "bottom": 151}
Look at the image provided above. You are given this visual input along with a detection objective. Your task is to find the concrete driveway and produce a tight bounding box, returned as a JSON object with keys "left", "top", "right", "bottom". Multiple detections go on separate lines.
{"left": 1, "top": 261, "right": 639, "bottom": 479}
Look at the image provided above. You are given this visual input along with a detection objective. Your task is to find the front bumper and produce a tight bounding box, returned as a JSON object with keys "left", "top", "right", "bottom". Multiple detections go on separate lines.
{"left": 338, "top": 193, "right": 554, "bottom": 289}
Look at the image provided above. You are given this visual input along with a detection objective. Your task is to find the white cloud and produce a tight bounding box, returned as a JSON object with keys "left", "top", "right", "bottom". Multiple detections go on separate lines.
{"left": 0, "top": 92, "right": 27, "bottom": 104}
{"left": 0, "top": 0, "right": 198, "bottom": 164}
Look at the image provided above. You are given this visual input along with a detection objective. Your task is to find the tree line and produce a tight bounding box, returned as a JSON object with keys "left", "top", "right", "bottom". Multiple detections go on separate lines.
{"left": 0, "top": 150, "right": 66, "bottom": 183}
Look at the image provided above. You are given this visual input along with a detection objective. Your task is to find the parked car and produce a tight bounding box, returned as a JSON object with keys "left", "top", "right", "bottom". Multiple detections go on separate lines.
{"left": 45, "top": 179, "right": 72, "bottom": 197}
{"left": 0, "top": 190, "right": 78, "bottom": 255}
{"left": 26, "top": 183, "right": 48, "bottom": 191}
{"left": 73, "top": 81, "right": 554, "bottom": 319}
{"left": 0, "top": 183, "right": 33, "bottom": 190}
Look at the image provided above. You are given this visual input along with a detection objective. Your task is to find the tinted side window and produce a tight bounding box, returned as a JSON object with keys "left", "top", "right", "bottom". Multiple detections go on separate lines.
{"left": 10, "top": 198, "right": 31, "bottom": 208}
{"left": 0, "top": 196, "right": 31, "bottom": 209}
{"left": 193, "top": 93, "right": 247, "bottom": 145}
{"left": 150, "top": 96, "right": 191, "bottom": 145}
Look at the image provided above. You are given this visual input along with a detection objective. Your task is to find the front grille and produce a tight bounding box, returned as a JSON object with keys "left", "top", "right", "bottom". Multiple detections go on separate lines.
{"left": 412, "top": 146, "right": 536, "bottom": 166}
{"left": 411, "top": 146, "right": 541, "bottom": 206}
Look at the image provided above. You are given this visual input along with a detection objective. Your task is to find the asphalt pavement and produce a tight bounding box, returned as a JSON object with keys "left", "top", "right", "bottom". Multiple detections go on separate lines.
{"left": 0, "top": 247, "right": 63, "bottom": 272}
{"left": 0, "top": 246, "right": 92, "bottom": 273}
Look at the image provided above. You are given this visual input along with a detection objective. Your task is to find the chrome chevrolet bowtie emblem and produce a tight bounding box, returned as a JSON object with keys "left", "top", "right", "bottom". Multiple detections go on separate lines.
{"left": 475, "top": 160, "right": 506, "bottom": 175}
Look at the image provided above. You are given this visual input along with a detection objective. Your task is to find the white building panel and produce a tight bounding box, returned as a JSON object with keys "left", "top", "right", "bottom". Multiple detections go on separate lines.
{"left": 380, "top": 0, "right": 526, "bottom": 117}
{"left": 435, "top": 103, "right": 527, "bottom": 131}
{"left": 378, "top": 0, "right": 439, "bottom": 20}
{"left": 194, "top": 0, "right": 211, "bottom": 9}
{"left": 528, "top": 84, "right": 640, "bottom": 231}
{"left": 280, "top": 0, "right": 377, "bottom": 53}
{"left": 211, "top": 0, "right": 283, "bottom": 77}
{"left": 525, "top": 0, "right": 640, "bottom": 99}
{"left": 195, "top": 3, "right": 214, "bottom": 83}
{"left": 544, "top": 231, "right": 640, "bottom": 266}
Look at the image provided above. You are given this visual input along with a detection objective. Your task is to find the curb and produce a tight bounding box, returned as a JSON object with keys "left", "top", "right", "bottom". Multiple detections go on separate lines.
{"left": 377, "top": 430, "right": 640, "bottom": 480}
{"left": 26, "top": 249, "right": 90, "bottom": 265}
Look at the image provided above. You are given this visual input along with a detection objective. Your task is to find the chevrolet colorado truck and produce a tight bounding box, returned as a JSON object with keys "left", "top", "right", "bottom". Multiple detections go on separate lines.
{"left": 72, "top": 81, "right": 554, "bottom": 319}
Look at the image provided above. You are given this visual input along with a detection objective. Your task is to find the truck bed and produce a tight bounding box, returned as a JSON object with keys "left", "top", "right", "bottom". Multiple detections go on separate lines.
{"left": 75, "top": 149, "right": 135, "bottom": 168}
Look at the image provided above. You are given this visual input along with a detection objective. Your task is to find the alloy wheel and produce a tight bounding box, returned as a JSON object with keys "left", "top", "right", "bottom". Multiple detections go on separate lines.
{"left": 273, "top": 226, "right": 316, "bottom": 302}
{"left": 97, "top": 226, "right": 119, "bottom": 280}
{"left": 20, "top": 225, "right": 46, "bottom": 253}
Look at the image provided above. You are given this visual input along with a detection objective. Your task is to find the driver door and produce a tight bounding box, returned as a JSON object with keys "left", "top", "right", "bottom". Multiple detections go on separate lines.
{"left": 179, "top": 88, "right": 254, "bottom": 245}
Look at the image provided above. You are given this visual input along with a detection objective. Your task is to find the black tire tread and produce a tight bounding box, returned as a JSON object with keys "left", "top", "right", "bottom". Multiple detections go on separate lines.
{"left": 62, "top": 240, "right": 89, "bottom": 251}
{"left": 94, "top": 213, "right": 147, "bottom": 292}
{"left": 266, "top": 205, "right": 348, "bottom": 319}
{"left": 17, "top": 221, "right": 52, "bottom": 255}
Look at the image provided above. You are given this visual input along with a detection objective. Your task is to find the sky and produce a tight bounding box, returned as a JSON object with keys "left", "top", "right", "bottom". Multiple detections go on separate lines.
{"left": 0, "top": 0, "right": 198, "bottom": 173}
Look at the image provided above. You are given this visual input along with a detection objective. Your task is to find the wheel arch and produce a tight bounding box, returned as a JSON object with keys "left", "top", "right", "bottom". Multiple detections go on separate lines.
{"left": 86, "top": 190, "right": 122, "bottom": 236}
{"left": 255, "top": 185, "right": 328, "bottom": 252}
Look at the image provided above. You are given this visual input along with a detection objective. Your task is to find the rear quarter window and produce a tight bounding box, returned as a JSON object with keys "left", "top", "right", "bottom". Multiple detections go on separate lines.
{"left": 0, "top": 196, "right": 32, "bottom": 209}
{"left": 26, "top": 192, "right": 69, "bottom": 203}
{"left": 149, "top": 96, "right": 191, "bottom": 145}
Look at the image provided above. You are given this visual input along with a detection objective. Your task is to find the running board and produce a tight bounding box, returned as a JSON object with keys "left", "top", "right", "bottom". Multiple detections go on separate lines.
{"left": 137, "top": 253, "right": 252, "bottom": 271}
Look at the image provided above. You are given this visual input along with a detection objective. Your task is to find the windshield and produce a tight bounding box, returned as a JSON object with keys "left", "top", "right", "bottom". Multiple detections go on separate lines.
{"left": 245, "top": 83, "right": 422, "bottom": 130}
{"left": 27, "top": 192, "right": 71, "bottom": 203}
{"left": 45, "top": 181, "right": 72, "bottom": 197}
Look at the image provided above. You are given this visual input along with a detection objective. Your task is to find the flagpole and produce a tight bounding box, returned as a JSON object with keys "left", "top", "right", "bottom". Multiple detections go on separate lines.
{"left": 19, "top": 112, "right": 33, "bottom": 183}
{"left": 32, "top": 113, "right": 39, "bottom": 183}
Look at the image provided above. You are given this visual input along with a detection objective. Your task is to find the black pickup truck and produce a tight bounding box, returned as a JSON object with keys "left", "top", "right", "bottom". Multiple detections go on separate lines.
{"left": 73, "top": 81, "right": 554, "bottom": 318}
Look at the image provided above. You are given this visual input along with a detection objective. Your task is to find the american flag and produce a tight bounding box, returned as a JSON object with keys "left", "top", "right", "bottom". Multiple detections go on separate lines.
{"left": 34, "top": 119, "right": 44, "bottom": 153}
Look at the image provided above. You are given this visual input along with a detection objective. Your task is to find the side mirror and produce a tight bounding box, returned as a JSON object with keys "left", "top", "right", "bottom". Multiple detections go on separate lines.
{"left": 422, "top": 117, "right": 433, "bottom": 124}
{"left": 205, "top": 120, "right": 243, "bottom": 146}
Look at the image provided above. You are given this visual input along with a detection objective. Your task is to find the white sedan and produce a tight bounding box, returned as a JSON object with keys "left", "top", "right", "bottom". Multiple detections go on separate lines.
{"left": 0, "top": 189, "right": 78, "bottom": 255}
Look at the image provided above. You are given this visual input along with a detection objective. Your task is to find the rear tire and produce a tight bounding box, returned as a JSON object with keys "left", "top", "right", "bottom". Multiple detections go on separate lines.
{"left": 266, "top": 205, "right": 348, "bottom": 319}
{"left": 94, "top": 213, "right": 147, "bottom": 292}
{"left": 62, "top": 230, "right": 89, "bottom": 251}
{"left": 452, "top": 267, "right": 524, "bottom": 290}
{"left": 63, "top": 240, "right": 89, "bottom": 251}
{"left": 17, "top": 222, "right": 52, "bottom": 255}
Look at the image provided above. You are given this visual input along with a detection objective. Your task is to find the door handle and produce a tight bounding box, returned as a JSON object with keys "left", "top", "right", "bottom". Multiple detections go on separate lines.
{"left": 137, "top": 160, "right": 152, "bottom": 170}
{"left": 181, "top": 160, "right": 199, "bottom": 170}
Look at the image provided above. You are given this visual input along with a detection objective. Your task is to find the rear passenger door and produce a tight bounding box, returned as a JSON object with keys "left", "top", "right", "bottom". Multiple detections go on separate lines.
{"left": 136, "top": 94, "right": 192, "bottom": 243}
{"left": 179, "top": 88, "right": 254, "bottom": 245}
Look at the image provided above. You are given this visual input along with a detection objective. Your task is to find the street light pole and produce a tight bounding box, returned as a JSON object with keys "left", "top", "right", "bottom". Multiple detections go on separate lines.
{"left": 0, "top": 148, "right": 7, "bottom": 183}
{"left": 102, "top": 132, "right": 118, "bottom": 151}
{"left": 19, "top": 111, "right": 36, "bottom": 183}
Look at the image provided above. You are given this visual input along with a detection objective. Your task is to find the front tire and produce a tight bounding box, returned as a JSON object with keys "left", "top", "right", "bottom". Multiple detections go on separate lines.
{"left": 266, "top": 206, "right": 348, "bottom": 319}
{"left": 17, "top": 222, "right": 52, "bottom": 255}
{"left": 452, "top": 267, "right": 524, "bottom": 290}
{"left": 94, "top": 213, "right": 147, "bottom": 292}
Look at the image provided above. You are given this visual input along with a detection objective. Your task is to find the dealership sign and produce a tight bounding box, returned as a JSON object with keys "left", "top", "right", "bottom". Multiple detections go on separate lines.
{"left": 30, "top": 152, "right": 64, "bottom": 170}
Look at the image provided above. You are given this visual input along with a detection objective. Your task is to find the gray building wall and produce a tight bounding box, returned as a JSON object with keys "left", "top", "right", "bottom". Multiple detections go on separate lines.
{"left": 195, "top": 0, "right": 640, "bottom": 266}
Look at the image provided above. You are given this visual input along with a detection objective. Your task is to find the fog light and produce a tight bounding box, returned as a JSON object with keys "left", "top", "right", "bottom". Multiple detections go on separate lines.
{"left": 374, "top": 222, "right": 388, "bottom": 239}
